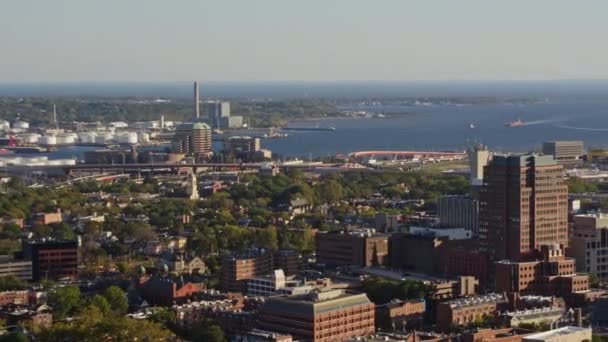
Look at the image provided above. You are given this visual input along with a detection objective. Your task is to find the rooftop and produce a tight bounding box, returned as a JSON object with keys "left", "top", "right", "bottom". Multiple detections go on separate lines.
{"left": 261, "top": 289, "right": 372, "bottom": 316}
{"left": 445, "top": 293, "right": 506, "bottom": 309}
{"left": 523, "top": 326, "right": 590, "bottom": 340}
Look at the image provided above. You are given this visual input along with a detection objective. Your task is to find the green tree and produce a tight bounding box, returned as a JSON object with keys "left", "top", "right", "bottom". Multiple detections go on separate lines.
{"left": 189, "top": 319, "right": 226, "bottom": 342}
{"left": 88, "top": 295, "right": 110, "bottom": 315}
{"left": 0, "top": 276, "right": 26, "bottom": 291}
{"left": 48, "top": 286, "right": 81, "bottom": 319}
{"left": 0, "top": 332, "right": 28, "bottom": 342}
{"left": 315, "top": 179, "right": 344, "bottom": 204}
{"left": 102, "top": 286, "right": 128, "bottom": 315}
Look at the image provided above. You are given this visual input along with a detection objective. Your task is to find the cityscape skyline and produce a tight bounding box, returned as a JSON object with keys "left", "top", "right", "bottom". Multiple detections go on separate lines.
{"left": 3, "top": 0, "right": 608, "bottom": 82}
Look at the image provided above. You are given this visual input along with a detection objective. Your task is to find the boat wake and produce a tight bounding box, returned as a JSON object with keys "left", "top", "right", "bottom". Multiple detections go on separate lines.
{"left": 519, "top": 118, "right": 564, "bottom": 126}
{"left": 554, "top": 123, "right": 608, "bottom": 132}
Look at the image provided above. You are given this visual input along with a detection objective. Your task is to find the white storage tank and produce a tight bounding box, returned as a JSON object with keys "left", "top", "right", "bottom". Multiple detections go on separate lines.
{"left": 12, "top": 121, "right": 29, "bottom": 129}
{"left": 138, "top": 132, "right": 150, "bottom": 144}
{"left": 94, "top": 133, "right": 114, "bottom": 145}
{"left": 39, "top": 135, "right": 57, "bottom": 146}
{"left": 0, "top": 120, "right": 9, "bottom": 130}
{"left": 115, "top": 132, "right": 138, "bottom": 144}
{"left": 78, "top": 132, "right": 97, "bottom": 144}
{"left": 55, "top": 133, "right": 76, "bottom": 145}
{"left": 16, "top": 133, "right": 40, "bottom": 144}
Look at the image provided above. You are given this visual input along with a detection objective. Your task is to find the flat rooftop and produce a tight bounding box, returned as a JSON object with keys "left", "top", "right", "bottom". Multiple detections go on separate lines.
{"left": 523, "top": 326, "right": 590, "bottom": 340}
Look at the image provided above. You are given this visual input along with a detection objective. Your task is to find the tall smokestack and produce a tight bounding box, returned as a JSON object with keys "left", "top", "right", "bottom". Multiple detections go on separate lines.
{"left": 194, "top": 81, "right": 200, "bottom": 119}
{"left": 53, "top": 104, "right": 58, "bottom": 128}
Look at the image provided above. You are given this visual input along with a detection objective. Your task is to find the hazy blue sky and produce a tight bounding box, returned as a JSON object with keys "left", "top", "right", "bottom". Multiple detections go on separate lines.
{"left": 2, "top": 0, "right": 607, "bottom": 82}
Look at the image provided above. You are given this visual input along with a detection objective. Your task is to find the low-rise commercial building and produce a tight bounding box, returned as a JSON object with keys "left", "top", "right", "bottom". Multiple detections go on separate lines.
{"left": 247, "top": 269, "right": 288, "bottom": 297}
{"left": 316, "top": 229, "right": 388, "bottom": 268}
{"left": 542, "top": 141, "right": 583, "bottom": 167}
{"left": 221, "top": 249, "right": 274, "bottom": 292}
{"left": 375, "top": 299, "right": 425, "bottom": 330}
{"left": 0, "top": 255, "right": 32, "bottom": 281}
{"left": 22, "top": 240, "right": 78, "bottom": 281}
{"left": 273, "top": 250, "right": 299, "bottom": 276}
{"left": 259, "top": 289, "right": 375, "bottom": 342}
{"left": 389, "top": 233, "right": 445, "bottom": 274}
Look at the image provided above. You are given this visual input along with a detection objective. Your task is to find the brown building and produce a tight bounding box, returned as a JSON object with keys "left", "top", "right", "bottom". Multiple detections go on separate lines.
{"left": 442, "top": 241, "right": 489, "bottom": 286}
{"left": 0, "top": 290, "right": 30, "bottom": 306}
{"left": 542, "top": 140, "right": 583, "bottom": 167}
{"left": 221, "top": 249, "right": 274, "bottom": 292}
{"left": 259, "top": 289, "right": 375, "bottom": 342}
{"left": 375, "top": 299, "right": 425, "bottom": 330}
{"left": 480, "top": 155, "right": 568, "bottom": 262}
{"left": 389, "top": 233, "right": 445, "bottom": 274}
{"left": 34, "top": 209, "right": 62, "bottom": 225}
{"left": 273, "top": 250, "right": 299, "bottom": 276}
{"left": 461, "top": 328, "right": 532, "bottom": 342}
{"left": 22, "top": 240, "right": 78, "bottom": 281}
{"left": 137, "top": 273, "right": 203, "bottom": 306}
{"left": 316, "top": 229, "right": 388, "bottom": 268}
{"left": 436, "top": 293, "right": 507, "bottom": 331}
{"left": 495, "top": 244, "right": 589, "bottom": 298}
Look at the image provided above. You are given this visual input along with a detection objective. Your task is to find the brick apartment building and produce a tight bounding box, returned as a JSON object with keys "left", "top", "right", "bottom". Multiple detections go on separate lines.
{"left": 259, "top": 289, "right": 375, "bottom": 342}
{"left": 436, "top": 293, "right": 507, "bottom": 331}
{"left": 375, "top": 299, "right": 425, "bottom": 330}
{"left": 221, "top": 249, "right": 274, "bottom": 292}
{"left": 316, "top": 229, "right": 388, "bottom": 268}
{"left": 22, "top": 240, "right": 78, "bottom": 281}
{"left": 137, "top": 273, "right": 203, "bottom": 306}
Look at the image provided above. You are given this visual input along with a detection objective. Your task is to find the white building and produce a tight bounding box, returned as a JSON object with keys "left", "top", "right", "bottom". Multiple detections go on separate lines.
{"left": 109, "top": 121, "right": 129, "bottom": 128}
{"left": 38, "top": 135, "right": 57, "bottom": 146}
{"left": 247, "top": 269, "right": 287, "bottom": 297}
{"left": 17, "top": 133, "right": 40, "bottom": 144}
{"left": 0, "top": 120, "right": 10, "bottom": 131}
{"left": 115, "top": 132, "right": 138, "bottom": 144}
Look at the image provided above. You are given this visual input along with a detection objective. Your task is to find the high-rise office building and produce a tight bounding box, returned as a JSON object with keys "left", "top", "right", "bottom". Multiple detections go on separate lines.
{"left": 171, "top": 122, "right": 212, "bottom": 156}
{"left": 479, "top": 154, "right": 568, "bottom": 262}
{"left": 542, "top": 140, "right": 583, "bottom": 167}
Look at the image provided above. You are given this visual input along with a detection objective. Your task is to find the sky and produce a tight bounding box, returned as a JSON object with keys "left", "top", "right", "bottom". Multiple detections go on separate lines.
{"left": 2, "top": 0, "right": 608, "bottom": 82}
